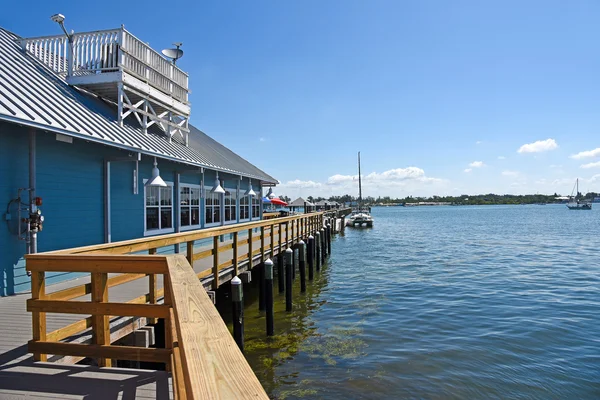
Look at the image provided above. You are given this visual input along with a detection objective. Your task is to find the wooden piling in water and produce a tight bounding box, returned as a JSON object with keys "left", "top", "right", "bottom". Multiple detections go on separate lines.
{"left": 258, "top": 262, "right": 265, "bottom": 311}
{"left": 308, "top": 235, "right": 314, "bottom": 280}
{"left": 298, "top": 240, "right": 306, "bottom": 293}
{"left": 277, "top": 254, "right": 284, "bottom": 293}
{"left": 315, "top": 231, "right": 321, "bottom": 271}
{"left": 285, "top": 248, "right": 293, "bottom": 311}
{"left": 320, "top": 228, "right": 326, "bottom": 263}
{"left": 231, "top": 276, "right": 244, "bottom": 352}
{"left": 264, "top": 259, "right": 274, "bottom": 336}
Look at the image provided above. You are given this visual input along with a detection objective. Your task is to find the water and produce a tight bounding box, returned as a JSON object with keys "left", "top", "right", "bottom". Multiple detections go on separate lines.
{"left": 227, "top": 205, "right": 600, "bottom": 399}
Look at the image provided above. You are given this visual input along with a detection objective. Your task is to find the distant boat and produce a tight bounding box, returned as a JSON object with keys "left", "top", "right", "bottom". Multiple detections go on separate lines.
{"left": 566, "top": 179, "right": 592, "bottom": 210}
{"left": 346, "top": 152, "right": 374, "bottom": 228}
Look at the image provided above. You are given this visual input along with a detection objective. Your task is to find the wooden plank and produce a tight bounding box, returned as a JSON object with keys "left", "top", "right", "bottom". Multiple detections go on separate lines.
{"left": 233, "top": 232, "right": 239, "bottom": 276}
{"left": 212, "top": 236, "right": 219, "bottom": 290}
{"left": 164, "top": 273, "right": 174, "bottom": 373}
{"left": 193, "top": 248, "right": 214, "bottom": 261}
{"left": 26, "top": 255, "right": 168, "bottom": 274}
{"left": 261, "top": 226, "right": 265, "bottom": 262}
{"left": 148, "top": 272, "right": 157, "bottom": 324}
{"left": 31, "top": 270, "right": 47, "bottom": 362}
{"left": 27, "top": 299, "right": 170, "bottom": 319}
{"left": 166, "top": 255, "right": 268, "bottom": 399}
{"left": 91, "top": 272, "right": 111, "bottom": 367}
{"left": 28, "top": 341, "right": 171, "bottom": 363}
{"left": 270, "top": 224, "right": 275, "bottom": 259}
{"left": 170, "top": 308, "right": 187, "bottom": 400}
{"left": 46, "top": 273, "right": 145, "bottom": 301}
{"left": 217, "top": 243, "right": 234, "bottom": 253}
{"left": 248, "top": 229, "right": 253, "bottom": 268}
{"left": 46, "top": 317, "right": 92, "bottom": 342}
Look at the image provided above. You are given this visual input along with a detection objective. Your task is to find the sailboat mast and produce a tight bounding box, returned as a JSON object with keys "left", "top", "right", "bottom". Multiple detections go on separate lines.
{"left": 358, "top": 152, "right": 362, "bottom": 206}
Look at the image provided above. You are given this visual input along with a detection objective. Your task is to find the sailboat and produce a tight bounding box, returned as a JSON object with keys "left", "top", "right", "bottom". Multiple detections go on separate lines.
{"left": 566, "top": 178, "right": 592, "bottom": 210}
{"left": 346, "top": 152, "right": 374, "bottom": 227}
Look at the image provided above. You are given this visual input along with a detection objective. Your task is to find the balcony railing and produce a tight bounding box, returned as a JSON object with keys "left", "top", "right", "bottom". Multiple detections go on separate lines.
{"left": 20, "top": 27, "right": 189, "bottom": 104}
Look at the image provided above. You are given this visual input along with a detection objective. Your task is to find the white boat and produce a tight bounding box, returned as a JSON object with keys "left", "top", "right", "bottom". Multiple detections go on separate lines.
{"left": 346, "top": 152, "right": 374, "bottom": 228}
{"left": 566, "top": 179, "right": 592, "bottom": 210}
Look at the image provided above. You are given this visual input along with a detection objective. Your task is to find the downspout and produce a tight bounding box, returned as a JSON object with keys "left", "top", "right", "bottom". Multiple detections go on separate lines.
{"left": 174, "top": 172, "right": 180, "bottom": 253}
{"left": 104, "top": 160, "right": 111, "bottom": 243}
{"left": 29, "top": 129, "right": 37, "bottom": 254}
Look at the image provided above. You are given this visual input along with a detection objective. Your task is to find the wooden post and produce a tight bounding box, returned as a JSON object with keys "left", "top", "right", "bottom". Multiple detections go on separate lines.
{"left": 233, "top": 232, "right": 239, "bottom": 276}
{"left": 277, "top": 253, "right": 285, "bottom": 293}
{"left": 327, "top": 223, "right": 332, "bottom": 255}
{"left": 315, "top": 231, "right": 321, "bottom": 271}
{"left": 285, "top": 248, "right": 293, "bottom": 312}
{"left": 186, "top": 241, "right": 194, "bottom": 265}
{"left": 298, "top": 240, "right": 306, "bottom": 293}
{"left": 163, "top": 274, "right": 174, "bottom": 372}
{"left": 264, "top": 259, "right": 274, "bottom": 336}
{"left": 260, "top": 226, "right": 266, "bottom": 262}
{"left": 91, "top": 272, "right": 111, "bottom": 367}
{"left": 258, "top": 260, "right": 265, "bottom": 311}
{"left": 292, "top": 245, "right": 296, "bottom": 281}
{"left": 31, "top": 270, "right": 47, "bottom": 361}
{"left": 320, "top": 228, "right": 326, "bottom": 263}
{"left": 231, "top": 276, "right": 244, "bottom": 352}
{"left": 213, "top": 236, "right": 219, "bottom": 290}
{"left": 308, "top": 235, "right": 314, "bottom": 280}
{"left": 248, "top": 228, "right": 254, "bottom": 267}
{"left": 270, "top": 224, "right": 275, "bottom": 259}
{"left": 286, "top": 222, "right": 290, "bottom": 248}
{"left": 148, "top": 248, "right": 158, "bottom": 324}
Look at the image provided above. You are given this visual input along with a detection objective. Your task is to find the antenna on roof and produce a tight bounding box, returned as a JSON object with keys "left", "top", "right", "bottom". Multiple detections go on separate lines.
{"left": 161, "top": 43, "right": 184, "bottom": 65}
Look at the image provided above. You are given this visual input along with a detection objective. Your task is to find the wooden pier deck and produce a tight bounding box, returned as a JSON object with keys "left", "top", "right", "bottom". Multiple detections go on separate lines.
{"left": 0, "top": 211, "right": 343, "bottom": 399}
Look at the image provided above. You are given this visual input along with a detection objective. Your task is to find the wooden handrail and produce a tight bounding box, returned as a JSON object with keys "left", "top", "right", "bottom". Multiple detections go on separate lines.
{"left": 166, "top": 255, "right": 268, "bottom": 399}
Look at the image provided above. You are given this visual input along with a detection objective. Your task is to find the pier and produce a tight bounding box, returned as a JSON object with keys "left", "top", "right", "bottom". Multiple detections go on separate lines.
{"left": 0, "top": 210, "right": 347, "bottom": 399}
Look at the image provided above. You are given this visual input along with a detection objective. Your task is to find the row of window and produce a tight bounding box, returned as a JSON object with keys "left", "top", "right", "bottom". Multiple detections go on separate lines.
{"left": 145, "top": 183, "right": 260, "bottom": 234}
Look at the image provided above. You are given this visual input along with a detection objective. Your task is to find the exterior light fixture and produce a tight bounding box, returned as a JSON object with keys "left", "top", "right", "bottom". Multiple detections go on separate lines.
{"left": 266, "top": 187, "right": 276, "bottom": 199}
{"left": 245, "top": 178, "right": 257, "bottom": 197}
{"left": 212, "top": 171, "right": 225, "bottom": 194}
{"left": 145, "top": 157, "right": 167, "bottom": 187}
{"left": 50, "top": 13, "right": 73, "bottom": 40}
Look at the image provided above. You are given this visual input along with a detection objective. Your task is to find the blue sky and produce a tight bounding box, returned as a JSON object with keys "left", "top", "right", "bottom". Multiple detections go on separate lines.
{"left": 3, "top": 1, "right": 600, "bottom": 198}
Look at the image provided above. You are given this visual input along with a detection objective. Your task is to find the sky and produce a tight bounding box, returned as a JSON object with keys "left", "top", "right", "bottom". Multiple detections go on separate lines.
{"left": 3, "top": 1, "right": 600, "bottom": 199}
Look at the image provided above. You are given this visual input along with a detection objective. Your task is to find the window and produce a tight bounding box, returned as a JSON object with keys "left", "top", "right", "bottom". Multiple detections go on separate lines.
{"left": 252, "top": 196, "right": 261, "bottom": 220}
{"left": 180, "top": 185, "right": 200, "bottom": 229}
{"left": 145, "top": 184, "right": 173, "bottom": 235}
{"left": 205, "top": 187, "right": 221, "bottom": 226}
{"left": 240, "top": 195, "right": 250, "bottom": 221}
{"left": 224, "top": 188, "right": 237, "bottom": 223}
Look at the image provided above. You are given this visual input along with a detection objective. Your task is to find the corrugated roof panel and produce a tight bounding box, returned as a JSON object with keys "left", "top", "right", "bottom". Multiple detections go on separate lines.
{"left": 0, "top": 27, "right": 278, "bottom": 184}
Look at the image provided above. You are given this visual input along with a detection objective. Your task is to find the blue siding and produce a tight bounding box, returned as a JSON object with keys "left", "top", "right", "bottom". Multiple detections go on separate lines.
{"left": 1, "top": 122, "right": 267, "bottom": 296}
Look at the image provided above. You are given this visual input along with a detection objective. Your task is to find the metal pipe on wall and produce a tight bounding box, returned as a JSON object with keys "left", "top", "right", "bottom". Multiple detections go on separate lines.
{"left": 29, "top": 129, "right": 37, "bottom": 254}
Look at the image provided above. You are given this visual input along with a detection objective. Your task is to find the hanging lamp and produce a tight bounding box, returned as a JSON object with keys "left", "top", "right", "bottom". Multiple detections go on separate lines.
{"left": 145, "top": 157, "right": 167, "bottom": 187}
{"left": 245, "top": 178, "right": 257, "bottom": 197}
{"left": 211, "top": 171, "right": 225, "bottom": 194}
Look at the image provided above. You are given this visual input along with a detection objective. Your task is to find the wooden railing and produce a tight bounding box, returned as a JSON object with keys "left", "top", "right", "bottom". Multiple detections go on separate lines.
{"left": 26, "top": 212, "right": 329, "bottom": 398}
{"left": 27, "top": 254, "right": 268, "bottom": 399}
{"left": 20, "top": 28, "right": 189, "bottom": 103}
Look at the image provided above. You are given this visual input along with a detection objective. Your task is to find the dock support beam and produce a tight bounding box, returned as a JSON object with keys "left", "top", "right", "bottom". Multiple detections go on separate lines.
{"left": 231, "top": 277, "right": 244, "bottom": 353}
{"left": 327, "top": 222, "right": 332, "bottom": 255}
{"left": 320, "top": 228, "right": 326, "bottom": 263}
{"left": 264, "top": 259, "right": 274, "bottom": 336}
{"left": 298, "top": 240, "right": 306, "bottom": 293}
{"left": 307, "top": 235, "right": 314, "bottom": 280}
{"left": 277, "top": 254, "right": 285, "bottom": 293}
{"left": 315, "top": 231, "right": 321, "bottom": 271}
{"left": 285, "top": 248, "right": 293, "bottom": 312}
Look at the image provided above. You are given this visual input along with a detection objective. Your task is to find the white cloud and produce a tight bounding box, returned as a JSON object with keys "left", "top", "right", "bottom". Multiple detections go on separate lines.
{"left": 497, "top": 156, "right": 506, "bottom": 160}
{"left": 259, "top": 137, "right": 266, "bottom": 142}
{"left": 517, "top": 138, "right": 558, "bottom": 153}
{"left": 580, "top": 161, "right": 600, "bottom": 169}
{"left": 469, "top": 161, "right": 485, "bottom": 168}
{"left": 476, "top": 141, "right": 483, "bottom": 145}
{"left": 571, "top": 147, "right": 600, "bottom": 160}
{"left": 281, "top": 179, "right": 322, "bottom": 189}
{"left": 501, "top": 170, "right": 520, "bottom": 177}
{"left": 464, "top": 168, "right": 472, "bottom": 173}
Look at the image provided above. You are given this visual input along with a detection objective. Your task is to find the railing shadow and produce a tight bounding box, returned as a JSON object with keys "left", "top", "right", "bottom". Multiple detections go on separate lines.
{"left": 0, "top": 359, "right": 170, "bottom": 399}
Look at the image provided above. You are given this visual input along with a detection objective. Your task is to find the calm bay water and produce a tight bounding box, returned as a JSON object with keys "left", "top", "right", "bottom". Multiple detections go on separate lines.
{"left": 229, "top": 205, "right": 600, "bottom": 399}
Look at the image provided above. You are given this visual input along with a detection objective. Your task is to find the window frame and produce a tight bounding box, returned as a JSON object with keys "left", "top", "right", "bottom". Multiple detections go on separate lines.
{"left": 143, "top": 180, "right": 175, "bottom": 236}
{"left": 179, "top": 183, "right": 202, "bottom": 232}
{"left": 224, "top": 187, "right": 238, "bottom": 225}
{"left": 204, "top": 185, "right": 222, "bottom": 228}
{"left": 239, "top": 194, "right": 250, "bottom": 222}
{"left": 251, "top": 195, "right": 261, "bottom": 220}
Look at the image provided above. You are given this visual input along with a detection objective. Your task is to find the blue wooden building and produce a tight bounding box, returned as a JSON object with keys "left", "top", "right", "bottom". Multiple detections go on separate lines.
{"left": 0, "top": 25, "right": 277, "bottom": 296}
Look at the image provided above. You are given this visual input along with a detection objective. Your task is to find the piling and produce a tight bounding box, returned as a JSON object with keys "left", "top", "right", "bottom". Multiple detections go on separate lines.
{"left": 257, "top": 263, "right": 265, "bottom": 311}
{"left": 292, "top": 246, "right": 296, "bottom": 280}
{"left": 307, "top": 235, "right": 314, "bottom": 280}
{"left": 326, "top": 223, "right": 332, "bottom": 255}
{"left": 277, "top": 254, "right": 284, "bottom": 293}
{"left": 285, "top": 248, "right": 293, "bottom": 311}
{"left": 231, "top": 276, "right": 244, "bottom": 352}
{"left": 315, "top": 231, "right": 321, "bottom": 271}
{"left": 298, "top": 240, "right": 306, "bottom": 292}
{"left": 320, "top": 228, "right": 327, "bottom": 262}
{"left": 264, "top": 259, "right": 274, "bottom": 336}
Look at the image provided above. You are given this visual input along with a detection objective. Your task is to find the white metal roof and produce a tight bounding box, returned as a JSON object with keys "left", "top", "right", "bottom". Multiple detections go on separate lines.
{"left": 0, "top": 27, "right": 278, "bottom": 184}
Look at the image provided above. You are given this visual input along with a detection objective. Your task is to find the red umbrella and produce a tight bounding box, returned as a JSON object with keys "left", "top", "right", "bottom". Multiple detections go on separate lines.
{"left": 270, "top": 198, "right": 288, "bottom": 206}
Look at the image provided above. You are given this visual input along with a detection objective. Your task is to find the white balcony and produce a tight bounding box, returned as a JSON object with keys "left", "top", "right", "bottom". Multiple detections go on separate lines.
{"left": 20, "top": 27, "right": 190, "bottom": 142}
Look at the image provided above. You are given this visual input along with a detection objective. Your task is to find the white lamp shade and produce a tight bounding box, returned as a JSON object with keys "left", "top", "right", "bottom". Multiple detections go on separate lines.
{"left": 145, "top": 159, "right": 167, "bottom": 187}
{"left": 246, "top": 187, "right": 257, "bottom": 197}
{"left": 212, "top": 179, "right": 225, "bottom": 194}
